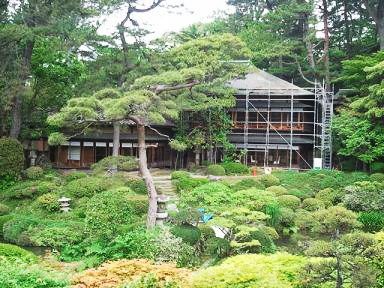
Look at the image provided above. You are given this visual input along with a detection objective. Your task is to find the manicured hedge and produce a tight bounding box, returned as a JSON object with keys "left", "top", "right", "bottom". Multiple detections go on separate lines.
{"left": 0, "top": 243, "right": 37, "bottom": 263}
{"left": 0, "top": 137, "right": 24, "bottom": 179}
{"left": 221, "top": 162, "right": 249, "bottom": 175}
{"left": 207, "top": 164, "right": 226, "bottom": 176}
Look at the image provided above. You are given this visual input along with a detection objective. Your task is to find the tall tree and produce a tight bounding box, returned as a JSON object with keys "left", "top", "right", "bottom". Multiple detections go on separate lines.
{"left": 363, "top": 0, "right": 384, "bottom": 50}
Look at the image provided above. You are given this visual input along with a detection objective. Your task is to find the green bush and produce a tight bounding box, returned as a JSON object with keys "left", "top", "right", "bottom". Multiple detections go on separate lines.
{"left": 234, "top": 189, "right": 277, "bottom": 211}
{"left": 35, "top": 193, "right": 60, "bottom": 212}
{"left": 259, "top": 174, "right": 280, "bottom": 187}
{"left": 288, "top": 188, "right": 312, "bottom": 199}
{"left": 2, "top": 180, "right": 59, "bottom": 200}
{"left": 3, "top": 216, "right": 40, "bottom": 246}
{"left": 266, "top": 185, "right": 288, "bottom": 196}
{"left": 91, "top": 155, "right": 137, "bottom": 172}
{"left": 181, "top": 182, "right": 232, "bottom": 211}
{"left": 171, "top": 225, "right": 201, "bottom": 245}
{"left": 343, "top": 181, "right": 384, "bottom": 211}
{"left": 85, "top": 189, "right": 141, "bottom": 239}
{"left": 206, "top": 164, "right": 226, "bottom": 176}
{"left": 301, "top": 198, "right": 325, "bottom": 211}
{"left": 277, "top": 195, "right": 301, "bottom": 210}
{"left": 168, "top": 208, "right": 201, "bottom": 226}
{"left": 358, "top": 211, "right": 384, "bottom": 232}
{"left": 279, "top": 207, "right": 296, "bottom": 228}
{"left": 0, "top": 243, "right": 37, "bottom": 263}
{"left": 174, "top": 176, "right": 209, "bottom": 194}
{"left": 231, "top": 178, "right": 265, "bottom": 191}
{"left": 250, "top": 228, "right": 276, "bottom": 253}
{"left": 0, "top": 203, "right": 10, "bottom": 215}
{"left": 0, "top": 214, "right": 13, "bottom": 238}
{"left": 24, "top": 166, "right": 44, "bottom": 180}
{"left": 65, "top": 171, "right": 88, "bottom": 182}
{"left": 171, "top": 171, "right": 190, "bottom": 180}
{"left": 126, "top": 178, "right": 147, "bottom": 195}
{"left": 0, "top": 137, "right": 24, "bottom": 180}
{"left": 315, "top": 188, "right": 344, "bottom": 206}
{"left": 205, "top": 237, "right": 230, "bottom": 258}
{"left": 371, "top": 162, "right": 384, "bottom": 173}
{"left": 371, "top": 173, "right": 384, "bottom": 183}
{"left": 62, "top": 176, "right": 109, "bottom": 198}
{"left": 220, "top": 162, "right": 249, "bottom": 175}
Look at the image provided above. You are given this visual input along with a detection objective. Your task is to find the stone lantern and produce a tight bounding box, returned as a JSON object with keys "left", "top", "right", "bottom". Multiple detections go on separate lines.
{"left": 156, "top": 195, "right": 170, "bottom": 225}
{"left": 58, "top": 197, "right": 71, "bottom": 212}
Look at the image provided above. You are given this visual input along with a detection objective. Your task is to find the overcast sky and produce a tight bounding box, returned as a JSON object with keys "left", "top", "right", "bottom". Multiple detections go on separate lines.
{"left": 98, "top": 0, "right": 233, "bottom": 41}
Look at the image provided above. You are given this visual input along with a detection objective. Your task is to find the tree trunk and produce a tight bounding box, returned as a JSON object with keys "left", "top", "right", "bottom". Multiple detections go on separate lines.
{"left": 322, "top": 0, "right": 331, "bottom": 91}
{"left": 112, "top": 121, "right": 120, "bottom": 156}
{"left": 379, "top": 20, "right": 384, "bottom": 50}
{"left": 137, "top": 124, "right": 158, "bottom": 229}
{"left": 336, "top": 255, "right": 343, "bottom": 288}
{"left": 363, "top": 0, "right": 384, "bottom": 50}
{"left": 303, "top": 13, "right": 315, "bottom": 69}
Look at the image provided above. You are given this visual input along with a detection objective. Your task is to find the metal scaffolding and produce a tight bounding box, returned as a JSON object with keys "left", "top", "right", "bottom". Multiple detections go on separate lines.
{"left": 235, "top": 81, "right": 334, "bottom": 170}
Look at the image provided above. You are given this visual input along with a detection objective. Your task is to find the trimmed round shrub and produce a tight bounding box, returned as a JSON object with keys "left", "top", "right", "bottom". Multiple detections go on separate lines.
{"left": 91, "top": 155, "right": 137, "bottom": 172}
{"left": 174, "top": 176, "right": 209, "bottom": 194}
{"left": 62, "top": 176, "right": 109, "bottom": 198}
{"left": 315, "top": 188, "right": 344, "bottom": 206}
{"left": 65, "top": 171, "right": 87, "bottom": 182}
{"left": 250, "top": 228, "right": 276, "bottom": 253}
{"left": 0, "top": 243, "right": 37, "bottom": 263}
{"left": 171, "top": 224, "right": 201, "bottom": 245}
{"left": 2, "top": 181, "right": 59, "bottom": 200}
{"left": 279, "top": 207, "right": 296, "bottom": 228}
{"left": 35, "top": 193, "right": 60, "bottom": 212}
{"left": 358, "top": 211, "right": 384, "bottom": 232}
{"left": 266, "top": 185, "right": 288, "bottom": 196}
{"left": 235, "top": 189, "right": 277, "bottom": 211}
{"left": 289, "top": 188, "right": 312, "bottom": 199}
{"left": 343, "top": 181, "right": 384, "bottom": 211}
{"left": 0, "top": 203, "right": 10, "bottom": 216}
{"left": 24, "top": 166, "right": 44, "bottom": 180}
{"left": 371, "top": 162, "right": 384, "bottom": 173}
{"left": 207, "top": 164, "right": 226, "bottom": 176}
{"left": 231, "top": 178, "right": 265, "bottom": 191}
{"left": 371, "top": 173, "right": 384, "bottom": 183}
{"left": 277, "top": 195, "right": 301, "bottom": 210}
{"left": 126, "top": 178, "right": 147, "bottom": 195}
{"left": 199, "top": 224, "right": 216, "bottom": 241}
{"left": 220, "top": 162, "right": 249, "bottom": 175}
{"left": 206, "top": 237, "right": 230, "bottom": 258}
{"left": 0, "top": 214, "right": 13, "bottom": 238}
{"left": 302, "top": 198, "right": 325, "bottom": 211}
{"left": 259, "top": 174, "right": 280, "bottom": 187}
{"left": 3, "top": 216, "right": 40, "bottom": 246}
{"left": 171, "top": 171, "right": 190, "bottom": 180}
{"left": 0, "top": 137, "right": 24, "bottom": 179}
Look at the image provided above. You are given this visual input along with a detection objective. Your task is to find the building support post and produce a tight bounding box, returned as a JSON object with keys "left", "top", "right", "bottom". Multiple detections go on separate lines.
{"left": 290, "top": 88, "right": 294, "bottom": 169}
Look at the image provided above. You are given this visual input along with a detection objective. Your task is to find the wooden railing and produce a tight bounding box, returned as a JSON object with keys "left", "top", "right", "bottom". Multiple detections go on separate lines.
{"left": 233, "top": 121, "right": 305, "bottom": 131}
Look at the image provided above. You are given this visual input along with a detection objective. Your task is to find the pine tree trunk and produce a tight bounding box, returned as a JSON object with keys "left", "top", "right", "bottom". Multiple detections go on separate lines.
{"left": 322, "top": 0, "right": 331, "bottom": 91}
{"left": 137, "top": 124, "right": 157, "bottom": 229}
{"left": 379, "top": 20, "right": 384, "bottom": 50}
{"left": 112, "top": 121, "right": 120, "bottom": 156}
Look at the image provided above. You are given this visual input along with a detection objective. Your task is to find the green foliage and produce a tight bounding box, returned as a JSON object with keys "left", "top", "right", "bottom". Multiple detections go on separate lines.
{"left": 24, "top": 166, "right": 44, "bottom": 180}
{"left": 171, "top": 171, "right": 190, "bottom": 180}
{"left": 91, "top": 156, "right": 138, "bottom": 172}
{"left": 266, "top": 185, "right": 288, "bottom": 196}
{"left": 126, "top": 178, "right": 147, "bottom": 195}
{"left": 3, "top": 215, "right": 40, "bottom": 246}
{"left": 62, "top": 176, "right": 109, "bottom": 198}
{"left": 0, "top": 215, "right": 13, "bottom": 238}
{"left": 231, "top": 178, "right": 265, "bottom": 191}
{"left": 371, "top": 173, "right": 384, "bottom": 182}
{"left": 191, "top": 253, "right": 308, "bottom": 288}
{"left": 220, "top": 162, "right": 249, "bottom": 175}
{"left": 315, "top": 188, "right": 344, "bottom": 206}
{"left": 0, "top": 203, "right": 10, "bottom": 216}
{"left": 1, "top": 180, "right": 59, "bottom": 200}
{"left": 171, "top": 225, "right": 201, "bottom": 245}
{"left": 35, "top": 193, "right": 60, "bottom": 212}
{"left": 207, "top": 164, "right": 226, "bottom": 176}
{"left": 65, "top": 171, "right": 87, "bottom": 182}
{"left": 173, "top": 175, "right": 209, "bottom": 194}
{"left": 301, "top": 198, "right": 325, "bottom": 211}
{"left": 358, "top": 211, "right": 384, "bottom": 232}
{"left": 234, "top": 189, "right": 277, "bottom": 211}
{"left": 205, "top": 237, "right": 231, "bottom": 258}
{"left": 168, "top": 208, "right": 201, "bottom": 226}
{"left": 372, "top": 163, "right": 384, "bottom": 173}
{"left": 0, "top": 243, "right": 37, "bottom": 263}
{"left": 259, "top": 174, "right": 280, "bottom": 187}
{"left": 343, "top": 181, "right": 384, "bottom": 211}
{"left": 277, "top": 195, "right": 301, "bottom": 210}
{"left": 0, "top": 138, "right": 24, "bottom": 180}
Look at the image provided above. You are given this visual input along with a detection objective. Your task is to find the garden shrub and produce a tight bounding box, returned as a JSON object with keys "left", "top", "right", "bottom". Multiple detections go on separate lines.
{"left": 0, "top": 214, "right": 13, "bottom": 238}
{"left": 0, "top": 258, "right": 68, "bottom": 288}
{"left": 71, "top": 259, "right": 191, "bottom": 288}
{"left": 277, "top": 195, "right": 301, "bottom": 210}
{"left": 250, "top": 228, "right": 276, "bottom": 253}
{"left": 126, "top": 177, "right": 147, "bottom": 195}
{"left": 24, "top": 166, "right": 44, "bottom": 180}
{"left": 220, "top": 162, "right": 249, "bottom": 175}
{"left": 199, "top": 224, "right": 216, "bottom": 241}
{"left": 125, "top": 273, "right": 181, "bottom": 288}
{"left": 206, "top": 237, "right": 231, "bottom": 258}
{"left": 206, "top": 164, "right": 226, "bottom": 176}
{"left": 0, "top": 137, "right": 24, "bottom": 180}
{"left": 234, "top": 189, "right": 277, "bottom": 211}
{"left": 3, "top": 215, "right": 40, "bottom": 246}
{"left": 171, "top": 225, "right": 201, "bottom": 245}
{"left": 231, "top": 178, "right": 265, "bottom": 191}
{"left": 191, "top": 253, "right": 308, "bottom": 288}
{"left": 168, "top": 208, "right": 201, "bottom": 226}
{"left": 181, "top": 182, "right": 232, "bottom": 211}
{"left": 279, "top": 207, "right": 296, "bottom": 229}
{"left": 2, "top": 180, "right": 59, "bottom": 200}
{"left": 62, "top": 176, "right": 109, "bottom": 198}
{"left": 126, "top": 194, "right": 148, "bottom": 215}
{"left": 315, "top": 188, "right": 344, "bottom": 206}
{"left": 343, "top": 181, "right": 384, "bottom": 211}
{"left": 372, "top": 162, "right": 384, "bottom": 173}
{"left": 259, "top": 174, "right": 280, "bottom": 187}
{"left": 358, "top": 211, "right": 384, "bottom": 232}
{"left": 0, "top": 243, "right": 37, "bottom": 263}
{"left": 371, "top": 173, "right": 384, "bottom": 183}
{"left": 171, "top": 171, "right": 190, "bottom": 180}
{"left": 301, "top": 198, "right": 325, "bottom": 211}
{"left": 91, "top": 155, "right": 137, "bottom": 172}
{"left": 35, "top": 193, "right": 60, "bottom": 212}
{"left": 0, "top": 203, "right": 10, "bottom": 216}
{"left": 174, "top": 176, "right": 209, "bottom": 194}
{"left": 85, "top": 189, "right": 141, "bottom": 239}
{"left": 65, "top": 171, "right": 87, "bottom": 182}
{"left": 288, "top": 188, "right": 312, "bottom": 199}
{"left": 266, "top": 185, "right": 288, "bottom": 196}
